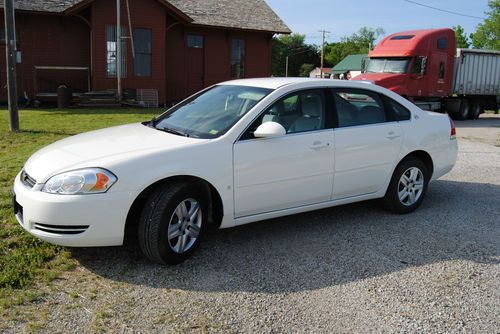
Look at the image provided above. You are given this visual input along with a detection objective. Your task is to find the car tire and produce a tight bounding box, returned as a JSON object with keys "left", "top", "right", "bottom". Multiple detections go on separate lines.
{"left": 383, "top": 157, "right": 429, "bottom": 214}
{"left": 138, "top": 183, "right": 208, "bottom": 265}
{"left": 469, "top": 101, "right": 483, "bottom": 120}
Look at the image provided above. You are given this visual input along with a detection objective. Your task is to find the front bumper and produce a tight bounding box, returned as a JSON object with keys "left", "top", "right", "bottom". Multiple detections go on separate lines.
{"left": 13, "top": 171, "right": 134, "bottom": 247}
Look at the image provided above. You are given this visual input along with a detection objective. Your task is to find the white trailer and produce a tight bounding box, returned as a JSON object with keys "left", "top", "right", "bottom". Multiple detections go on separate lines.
{"left": 446, "top": 48, "right": 500, "bottom": 120}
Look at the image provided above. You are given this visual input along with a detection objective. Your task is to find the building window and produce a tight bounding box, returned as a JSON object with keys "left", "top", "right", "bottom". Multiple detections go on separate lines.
{"left": 231, "top": 39, "right": 245, "bottom": 78}
{"left": 437, "top": 37, "right": 447, "bottom": 50}
{"left": 187, "top": 35, "right": 204, "bottom": 48}
{"left": 133, "top": 28, "right": 152, "bottom": 77}
{"left": 106, "top": 26, "right": 127, "bottom": 78}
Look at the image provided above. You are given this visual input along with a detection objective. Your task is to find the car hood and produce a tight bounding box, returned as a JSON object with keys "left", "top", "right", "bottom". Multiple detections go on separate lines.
{"left": 24, "top": 123, "right": 204, "bottom": 182}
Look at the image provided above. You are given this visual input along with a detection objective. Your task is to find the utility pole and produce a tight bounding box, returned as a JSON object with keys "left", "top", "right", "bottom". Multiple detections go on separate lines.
{"left": 116, "top": 0, "right": 122, "bottom": 102}
{"left": 4, "top": 0, "right": 19, "bottom": 131}
{"left": 318, "top": 29, "right": 330, "bottom": 79}
{"left": 285, "top": 56, "right": 289, "bottom": 77}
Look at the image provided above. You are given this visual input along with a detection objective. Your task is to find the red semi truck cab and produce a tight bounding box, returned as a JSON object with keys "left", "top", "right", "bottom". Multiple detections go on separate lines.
{"left": 353, "top": 28, "right": 456, "bottom": 100}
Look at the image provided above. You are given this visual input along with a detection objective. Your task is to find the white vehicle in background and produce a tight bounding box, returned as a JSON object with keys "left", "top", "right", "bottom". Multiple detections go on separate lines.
{"left": 13, "top": 78, "right": 458, "bottom": 264}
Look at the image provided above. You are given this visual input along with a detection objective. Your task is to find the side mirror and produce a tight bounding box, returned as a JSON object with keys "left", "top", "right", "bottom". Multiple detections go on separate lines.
{"left": 420, "top": 57, "right": 427, "bottom": 76}
{"left": 254, "top": 121, "right": 286, "bottom": 138}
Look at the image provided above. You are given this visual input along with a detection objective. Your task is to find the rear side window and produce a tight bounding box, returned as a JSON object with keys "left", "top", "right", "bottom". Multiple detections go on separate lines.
{"left": 437, "top": 37, "right": 447, "bottom": 50}
{"left": 332, "top": 89, "right": 386, "bottom": 127}
{"left": 383, "top": 96, "right": 411, "bottom": 121}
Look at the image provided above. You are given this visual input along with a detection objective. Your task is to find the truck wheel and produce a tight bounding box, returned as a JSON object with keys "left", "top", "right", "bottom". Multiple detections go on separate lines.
{"left": 454, "top": 98, "right": 470, "bottom": 120}
{"left": 469, "top": 101, "right": 483, "bottom": 120}
{"left": 138, "top": 183, "right": 208, "bottom": 265}
{"left": 383, "top": 157, "right": 429, "bottom": 214}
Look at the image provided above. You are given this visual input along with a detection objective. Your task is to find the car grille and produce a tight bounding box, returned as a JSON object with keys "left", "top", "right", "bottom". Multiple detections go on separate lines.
{"left": 20, "top": 170, "right": 36, "bottom": 188}
{"left": 33, "top": 223, "right": 89, "bottom": 235}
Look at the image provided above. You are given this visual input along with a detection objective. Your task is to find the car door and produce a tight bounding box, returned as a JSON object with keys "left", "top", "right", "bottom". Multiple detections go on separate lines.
{"left": 331, "top": 88, "right": 404, "bottom": 200}
{"left": 233, "top": 89, "right": 334, "bottom": 218}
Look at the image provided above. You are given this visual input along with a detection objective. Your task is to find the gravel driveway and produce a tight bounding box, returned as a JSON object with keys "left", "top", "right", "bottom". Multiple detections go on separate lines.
{"left": 7, "top": 116, "right": 500, "bottom": 334}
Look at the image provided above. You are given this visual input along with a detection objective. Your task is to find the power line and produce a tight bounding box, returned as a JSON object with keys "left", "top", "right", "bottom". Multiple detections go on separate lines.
{"left": 404, "top": 0, "right": 485, "bottom": 20}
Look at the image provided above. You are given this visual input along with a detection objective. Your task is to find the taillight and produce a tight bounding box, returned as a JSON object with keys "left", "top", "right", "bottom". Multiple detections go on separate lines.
{"left": 449, "top": 117, "right": 456, "bottom": 139}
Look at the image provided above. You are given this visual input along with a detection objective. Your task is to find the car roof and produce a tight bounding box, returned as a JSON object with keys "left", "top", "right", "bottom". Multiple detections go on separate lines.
{"left": 218, "top": 77, "right": 376, "bottom": 90}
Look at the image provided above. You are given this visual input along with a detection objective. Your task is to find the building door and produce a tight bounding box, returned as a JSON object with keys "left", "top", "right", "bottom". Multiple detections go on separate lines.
{"left": 186, "top": 35, "right": 205, "bottom": 96}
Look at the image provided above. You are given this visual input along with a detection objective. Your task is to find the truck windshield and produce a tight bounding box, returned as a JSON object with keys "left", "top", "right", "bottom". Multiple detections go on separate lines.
{"left": 366, "top": 58, "right": 410, "bottom": 74}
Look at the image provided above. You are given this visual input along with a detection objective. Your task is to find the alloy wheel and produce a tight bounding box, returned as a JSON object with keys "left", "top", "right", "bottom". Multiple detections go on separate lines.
{"left": 167, "top": 198, "right": 202, "bottom": 253}
{"left": 398, "top": 167, "right": 424, "bottom": 206}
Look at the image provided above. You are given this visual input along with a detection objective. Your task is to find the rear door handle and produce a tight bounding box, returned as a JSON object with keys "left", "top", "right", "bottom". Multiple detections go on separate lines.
{"left": 309, "top": 141, "right": 330, "bottom": 150}
{"left": 386, "top": 131, "right": 401, "bottom": 139}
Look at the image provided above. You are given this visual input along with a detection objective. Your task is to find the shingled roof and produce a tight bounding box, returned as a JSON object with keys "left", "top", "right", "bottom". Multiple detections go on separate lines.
{"left": 167, "top": 0, "right": 290, "bottom": 34}
{"left": 0, "top": 0, "right": 291, "bottom": 34}
{"left": 0, "top": 0, "right": 82, "bottom": 13}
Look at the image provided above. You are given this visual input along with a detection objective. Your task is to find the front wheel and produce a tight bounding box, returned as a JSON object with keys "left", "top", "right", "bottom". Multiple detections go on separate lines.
{"left": 138, "top": 183, "right": 208, "bottom": 264}
{"left": 383, "top": 157, "right": 429, "bottom": 214}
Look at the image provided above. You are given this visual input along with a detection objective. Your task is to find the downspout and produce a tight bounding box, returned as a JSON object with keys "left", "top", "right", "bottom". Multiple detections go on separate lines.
{"left": 165, "top": 21, "right": 182, "bottom": 105}
{"left": 74, "top": 14, "right": 92, "bottom": 92}
{"left": 116, "top": 0, "right": 122, "bottom": 102}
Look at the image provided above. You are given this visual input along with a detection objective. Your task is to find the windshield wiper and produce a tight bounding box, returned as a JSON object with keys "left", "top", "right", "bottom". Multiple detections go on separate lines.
{"left": 157, "top": 126, "right": 190, "bottom": 137}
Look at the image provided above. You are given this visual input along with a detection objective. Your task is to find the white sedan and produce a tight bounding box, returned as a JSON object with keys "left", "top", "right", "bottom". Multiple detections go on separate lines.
{"left": 13, "top": 78, "right": 457, "bottom": 264}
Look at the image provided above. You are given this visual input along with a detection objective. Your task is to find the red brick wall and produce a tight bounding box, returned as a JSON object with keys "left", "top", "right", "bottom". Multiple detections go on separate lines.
{"left": 0, "top": 12, "right": 90, "bottom": 101}
{"left": 91, "top": 0, "right": 166, "bottom": 102}
{"left": 166, "top": 26, "right": 273, "bottom": 102}
{"left": 1, "top": 0, "right": 274, "bottom": 104}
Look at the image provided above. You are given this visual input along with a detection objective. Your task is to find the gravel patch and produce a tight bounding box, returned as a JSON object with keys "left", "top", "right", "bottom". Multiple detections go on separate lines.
{"left": 5, "top": 119, "right": 500, "bottom": 334}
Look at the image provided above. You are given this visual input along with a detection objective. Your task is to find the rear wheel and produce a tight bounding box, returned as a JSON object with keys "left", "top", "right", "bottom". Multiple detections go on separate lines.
{"left": 138, "top": 183, "right": 208, "bottom": 264}
{"left": 383, "top": 157, "right": 429, "bottom": 214}
{"left": 469, "top": 101, "right": 483, "bottom": 120}
{"left": 454, "top": 98, "right": 470, "bottom": 120}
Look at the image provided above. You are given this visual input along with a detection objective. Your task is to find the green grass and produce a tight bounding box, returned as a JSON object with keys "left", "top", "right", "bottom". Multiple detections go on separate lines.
{"left": 0, "top": 107, "right": 161, "bottom": 315}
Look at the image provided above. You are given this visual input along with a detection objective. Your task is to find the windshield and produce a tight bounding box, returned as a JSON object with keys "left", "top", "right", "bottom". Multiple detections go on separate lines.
{"left": 366, "top": 58, "right": 410, "bottom": 74}
{"left": 153, "top": 85, "right": 272, "bottom": 138}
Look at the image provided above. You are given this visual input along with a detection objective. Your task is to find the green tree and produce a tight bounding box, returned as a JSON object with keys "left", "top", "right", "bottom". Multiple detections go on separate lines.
{"left": 272, "top": 33, "right": 319, "bottom": 76}
{"left": 470, "top": 0, "right": 500, "bottom": 50}
{"left": 453, "top": 25, "right": 470, "bottom": 48}
{"left": 351, "top": 27, "right": 385, "bottom": 50}
{"left": 324, "top": 27, "right": 384, "bottom": 67}
{"left": 299, "top": 63, "right": 315, "bottom": 77}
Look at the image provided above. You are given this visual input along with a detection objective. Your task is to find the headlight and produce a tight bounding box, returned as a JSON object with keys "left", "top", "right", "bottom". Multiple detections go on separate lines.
{"left": 42, "top": 168, "right": 117, "bottom": 195}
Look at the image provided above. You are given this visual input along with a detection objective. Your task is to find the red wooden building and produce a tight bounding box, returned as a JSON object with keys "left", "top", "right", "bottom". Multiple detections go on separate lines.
{"left": 0, "top": 0, "right": 290, "bottom": 104}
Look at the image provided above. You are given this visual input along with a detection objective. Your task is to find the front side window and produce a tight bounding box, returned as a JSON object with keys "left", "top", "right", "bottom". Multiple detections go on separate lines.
{"left": 154, "top": 85, "right": 271, "bottom": 139}
{"left": 366, "top": 58, "right": 410, "bottom": 74}
{"left": 133, "top": 28, "right": 152, "bottom": 77}
{"left": 412, "top": 57, "right": 424, "bottom": 74}
{"left": 231, "top": 39, "right": 245, "bottom": 78}
{"left": 241, "top": 90, "right": 326, "bottom": 139}
{"left": 333, "top": 89, "right": 386, "bottom": 127}
{"left": 106, "top": 26, "right": 127, "bottom": 78}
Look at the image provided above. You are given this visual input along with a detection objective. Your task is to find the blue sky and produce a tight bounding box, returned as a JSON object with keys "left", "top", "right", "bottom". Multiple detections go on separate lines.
{"left": 266, "top": 0, "right": 490, "bottom": 45}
